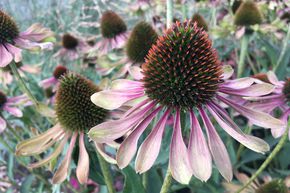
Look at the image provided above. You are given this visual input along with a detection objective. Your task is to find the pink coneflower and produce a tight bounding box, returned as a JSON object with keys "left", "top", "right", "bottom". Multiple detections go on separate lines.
{"left": 89, "top": 21, "right": 284, "bottom": 184}
{"left": 95, "top": 11, "right": 128, "bottom": 55}
{"left": 0, "top": 62, "right": 40, "bottom": 86}
{"left": 223, "top": 172, "right": 290, "bottom": 193}
{"left": 0, "top": 10, "right": 53, "bottom": 67}
{"left": 39, "top": 65, "right": 68, "bottom": 91}
{"left": 16, "top": 73, "right": 116, "bottom": 184}
{"left": 0, "top": 91, "right": 28, "bottom": 132}
{"left": 54, "top": 33, "right": 89, "bottom": 60}
{"left": 246, "top": 72, "right": 290, "bottom": 139}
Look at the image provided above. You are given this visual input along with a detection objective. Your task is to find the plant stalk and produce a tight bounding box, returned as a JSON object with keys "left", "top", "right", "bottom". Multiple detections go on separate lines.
{"left": 160, "top": 167, "right": 173, "bottom": 193}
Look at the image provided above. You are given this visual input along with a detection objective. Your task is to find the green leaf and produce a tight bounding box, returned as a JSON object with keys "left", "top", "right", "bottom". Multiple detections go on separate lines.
{"left": 20, "top": 175, "right": 35, "bottom": 193}
{"left": 122, "top": 166, "right": 146, "bottom": 193}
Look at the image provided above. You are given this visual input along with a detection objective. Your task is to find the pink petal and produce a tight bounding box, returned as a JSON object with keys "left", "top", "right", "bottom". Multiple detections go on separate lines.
{"left": 95, "top": 142, "right": 117, "bottom": 164}
{"left": 91, "top": 90, "right": 145, "bottom": 110}
{"left": 52, "top": 132, "right": 78, "bottom": 184}
{"left": 0, "top": 44, "right": 13, "bottom": 67}
{"left": 20, "top": 65, "right": 40, "bottom": 74}
{"left": 199, "top": 108, "right": 233, "bottom": 181}
{"left": 39, "top": 77, "right": 58, "bottom": 89}
{"left": 76, "top": 132, "right": 89, "bottom": 184}
{"left": 169, "top": 110, "right": 192, "bottom": 184}
{"left": 135, "top": 109, "right": 170, "bottom": 173}
{"left": 112, "top": 63, "right": 130, "bottom": 79}
{"left": 128, "top": 66, "right": 144, "bottom": 80}
{"left": 220, "top": 83, "right": 274, "bottom": 97}
{"left": 267, "top": 71, "right": 282, "bottom": 86}
{"left": 207, "top": 103, "right": 269, "bottom": 153}
{"left": 111, "top": 79, "right": 144, "bottom": 90}
{"left": 20, "top": 23, "right": 53, "bottom": 42}
{"left": 116, "top": 106, "right": 162, "bottom": 169}
{"left": 88, "top": 101, "right": 155, "bottom": 143}
{"left": 189, "top": 111, "right": 212, "bottom": 181}
{"left": 217, "top": 95, "right": 285, "bottom": 129}
{"left": 221, "top": 77, "right": 255, "bottom": 89}
{"left": 221, "top": 65, "right": 234, "bottom": 80}
{"left": 7, "top": 94, "right": 28, "bottom": 103}
{"left": 5, "top": 43, "right": 22, "bottom": 63}
{"left": 4, "top": 106, "right": 23, "bottom": 117}
{"left": 0, "top": 117, "right": 7, "bottom": 133}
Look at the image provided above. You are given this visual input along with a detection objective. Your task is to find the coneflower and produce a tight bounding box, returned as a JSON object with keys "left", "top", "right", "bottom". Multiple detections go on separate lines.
{"left": 0, "top": 10, "right": 53, "bottom": 67}
{"left": 16, "top": 73, "right": 116, "bottom": 184}
{"left": 39, "top": 65, "right": 68, "bottom": 90}
{"left": 95, "top": 11, "right": 128, "bottom": 54}
{"left": 54, "top": 33, "right": 89, "bottom": 60}
{"left": 234, "top": 0, "right": 263, "bottom": 26}
{"left": 0, "top": 91, "right": 28, "bottom": 132}
{"left": 245, "top": 72, "right": 290, "bottom": 139}
{"left": 191, "top": 13, "right": 208, "bottom": 31}
{"left": 89, "top": 21, "right": 283, "bottom": 184}
{"left": 231, "top": 0, "right": 243, "bottom": 14}
{"left": 111, "top": 21, "right": 158, "bottom": 79}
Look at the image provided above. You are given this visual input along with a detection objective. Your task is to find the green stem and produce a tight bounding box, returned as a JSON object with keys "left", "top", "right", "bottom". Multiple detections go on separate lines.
{"left": 9, "top": 62, "right": 39, "bottom": 106}
{"left": 160, "top": 167, "right": 173, "bottom": 193}
{"left": 142, "top": 172, "right": 148, "bottom": 191}
{"left": 96, "top": 152, "right": 116, "bottom": 193}
{"left": 6, "top": 120, "right": 22, "bottom": 141}
{"left": 236, "top": 122, "right": 290, "bottom": 193}
{"left": 181, "top": 2, "right": 187, "bottom": 20}
{"left": 166, "top": 0, "right": 174, "bottom": 29}
{"left": 237, "top": 35, "right": 249, "bottom": 78}
{"left": 274, "top": 24, "right": 290, "bottom": 74}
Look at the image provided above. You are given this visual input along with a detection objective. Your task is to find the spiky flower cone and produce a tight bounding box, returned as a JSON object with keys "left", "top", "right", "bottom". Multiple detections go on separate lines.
{"left": 234, "top": 0, "right": 262, "bottom": 26}
{"left": 56, "top": 73, "right": 108, "bottom": 132}
{"left": 191, "top": 13, "right": 208, "bottom": 31}
{"left": 53, "top": 65, "right": 68, "bottom": 79}
{"left": 283, "top": 78, "right": 290, "bottom": 103}
{"left": 143, "top": 21, "right": 222, "bottom": 109}
{"left": 100, "top": 11, "right": 127, "bottom": 39}
{"left": 126, "top": 21, "right": 158, "bottom": 63}
{"left": 62, "top": 34, "right": 78, "bottom": 50}
{"left": 231, "top": 0, "right": 243, "bottom": 14}
{"left": 0, "top": 10, "right": 19, "bottom": 44}
{"left": 256, "top": 180, "right": 288, "bottom": 193}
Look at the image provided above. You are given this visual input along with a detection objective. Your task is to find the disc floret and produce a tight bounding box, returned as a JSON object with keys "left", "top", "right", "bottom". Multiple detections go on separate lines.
{"left": 53, "top": 65, "right": 68, "bottom": 79}
{"left": 62, "top": 34, "right": 79, "bottom": 50}
{"left": 0, "top": 10, "right": 19, "bottom": 44}
{"left": 55, "top": 74, "right": 108, "bottom": 132}
{"left": 143, "top": 21, "right": 222, "bottom": 109}
{"left": 283, "top": 78, "right": 290, "bottom": 103}
{"left": 0, "top": 91, "right": 7, "bottom": 109}
{"left": 191, "top": 13, "right": 208, "bottom": 31}
{"left": 234, "top": 0, "right": 263, "bottom": 26}
{"left": 100, "top": 11, "right": 127, "bottom": 39}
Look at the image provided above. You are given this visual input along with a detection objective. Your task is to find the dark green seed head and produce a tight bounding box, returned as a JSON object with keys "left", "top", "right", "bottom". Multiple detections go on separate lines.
{"left": 232, "top": 0, "right": 243, "bottom": 14}
{"left": 53, "top": 65, "right": 68, "bottom": 79}
{"left": 234, "top": 0, "right": 263, "bottom": 26}
{"left": 143, "top": 21, "right": 223, "bottom": 109}
{"left": 283, "top": 78, "right": 290, "bottom": 103}
{"left": 126, "top": 21, "right": 158, "bottom": 63}
{"left": 55, "top": 73, "right": 108, "bottom": 132}
{"left": 62, "top": 34, "right": 78, "bottom": 50}
{"left": 0, "top": 91, "right": 7, "bottom": 109}
{"left": 100, "top": 11, "right": 127, "bottom": 39}
{"left": 0, "top": 10, "right": 19, "bottom": 44}
{"left": 191, "top": 13, "right": 208, "bottom": 31}
{"left": 44, "top": 88, "right": 55, "bottom": 98}
{"left": 255, "top": 180, "right": 288, "bottom": 193}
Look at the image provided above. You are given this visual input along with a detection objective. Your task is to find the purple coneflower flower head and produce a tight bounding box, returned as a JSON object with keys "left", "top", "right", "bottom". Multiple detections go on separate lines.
{"left": 246, "top": 72, "right": 290, "bottom": 139}
{"left": 54, "top": 33, "right": 89, "bottom": 60}
{"left": 0, "top": 10, "right": 53, "bottom": 67}
{"left": 191, "top": 13, "right": 208, "bottom": 31}
{"left": 223, "top": 172, "right": 289, "bottom": 193}
{"left": 0, "top": 91, "right": 28, "bottom": 132}
{"left": 112, "top": 21, "right": 158, "bottom": 80}
{"left": 95, "top": 11, "right": 128, "bottom": 55}
{"left": 16, "top": 73, "right": 116, "bottom": 184}
{"left": 0, "top": 62, "right": 40, "bottom": 86}
{"left": 39, "top": 65, "right": 68, "bottom": 90}
{"left": 88, "top": 21, "right": 284, "bottom": 184}
{"left": 234, "top": 0, "right": 263, "bottom": 26}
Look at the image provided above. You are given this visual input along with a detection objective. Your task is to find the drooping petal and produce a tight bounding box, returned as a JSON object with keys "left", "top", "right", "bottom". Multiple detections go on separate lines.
{"left": 20, "top": 65, "right": 40, "bottom": 74}
{"left": 111, "top": 79, "right": 144, "bottom": 90}
{"left": 117, "top": 106, "right": 162, "bottom": 169}
{"left": 91, "top": 90, "right": 144, "bottom": 110}
{"left": 28, "top": 132, "right": 69, "bottom": 168}
{"left": 39, "top": 77, "right": 58, "bottom": 89}
{"left": 0, "top": 44, "right": 13, "bottom": 67}
{"left": 199, "top": 108, "right": 233, "bottom": 181}
{"left": 220, "top": 83, "right": 274, "bottom": 97}
{"left": 207, "top": 103, "right": 270, "bottom": 154}
{"left": 217, "top": 95, "right": 285, "bottom": 129}
{"left": 3, "top": 106, "right": 23, "bottom": 117}
{"left": 221, "top": 77, "right": 255, "bottom": 89}
{"left": 266, "top": 71, "right": 282, "bottom": 86}
{"left": 88, "top": 101, "right": 155, "bottom": 143}
{"left": 221, "top": 65, "right": 234, "bottom": 80}
{"left": 52, "top": 132, "right": 78, "bottom": 184}
{"left": 5, "top": 43, "right": 22, "bottom": 63}
{"left": 189, "top": 111, "right": 212, "bottom": 181}
{"left": 169, "top": 110, "right": 192, "bottom": 184}
{"left": 0, "top": 116, "right": 7, "bottom": 133}
{"left": 76, "top": 132, "right": 89, "bottom": 184}
{"left": 95, "top": 142, "right": 117, "bottom": 164}
{"left": 128, "top": 66, "right": 144, "bottom": 80}
{"left": 20, "top": 23, "right": 54, "bottom": 42}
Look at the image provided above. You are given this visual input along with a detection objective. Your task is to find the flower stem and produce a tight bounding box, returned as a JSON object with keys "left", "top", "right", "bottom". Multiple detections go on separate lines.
{"left": 166, "top": 0, "right": 174, "bottom": 29}
{"left": 237, "top": 34, "right": 249, "bottom": 78}
{"left": 9, "top": 62, "right": 39, "bottom": 106}
{"left": 96, "top": 152, "right": 116, "bottom": 193}
{"left": 236, "top": 122, "right": 289, "bottom": 193}
{"left": 274, "top": 24, "right": 290, "bottom": 75}
{"left": 160, "top": 167, "right": 173, "bottom": 193}
{"left": 142, "top": 172, "right": 148, "bottom": 191}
